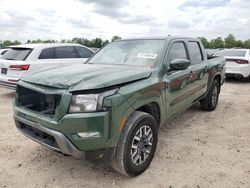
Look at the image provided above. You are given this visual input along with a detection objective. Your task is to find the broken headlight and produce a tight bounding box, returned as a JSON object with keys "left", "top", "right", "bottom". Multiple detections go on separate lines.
{"left": 68, "top": 89, "right": 118, "bottom": 113}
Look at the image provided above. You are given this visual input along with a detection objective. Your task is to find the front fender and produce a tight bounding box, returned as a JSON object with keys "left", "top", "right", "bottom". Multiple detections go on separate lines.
{"left": 118, "top": 81, "right": 165, "bottom": 126}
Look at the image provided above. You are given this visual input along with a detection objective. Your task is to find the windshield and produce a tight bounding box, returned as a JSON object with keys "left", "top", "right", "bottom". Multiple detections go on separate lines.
{"left": 87, "top": 40, "right": 165, "bottom": 68}
{"left": 2, "top": 48, "right": 32, "bottom": 61}
{"left": 215, "top": 50, "right": 247, "bottom": 57}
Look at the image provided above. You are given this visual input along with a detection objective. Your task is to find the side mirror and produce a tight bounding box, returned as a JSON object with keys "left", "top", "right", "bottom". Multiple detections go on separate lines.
{"left": 170, "top": 59, "right": 190, "bottom": 71}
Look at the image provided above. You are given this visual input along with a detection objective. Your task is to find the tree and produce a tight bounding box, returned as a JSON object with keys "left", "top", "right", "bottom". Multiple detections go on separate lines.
{"left": 1, "top": 35, "right": 248, "bottom": 49}
{"left": 199, "top": 37, "right": 211, "bottom": 48}
{"left": 224, "top": 34, "right": 236, "bottom": 48}
{"left": 111, "top": 35, "right": 122, "bottom": 42}
{"left": 60, "top": 39, "right": 66, "bottom": 43}
{"left": 103, "top": 40, "right": 109, "bottom": 46}
{"left": 244, "top": 39, "right": 250, "bottom": 49}
{"left": 234, "top": 40, "right": 244, "bottom": 48}
{"left": 3, "top": 40, "right": 13, "bottom": 47}
{"left": 211, "top": 37, "right": 224, "bottom": 48}
{"left": 12, "top": 40, "right": 21, "bottom": 45}
{"left": 91, "top": 38, "right": 103, "bottom": 48}
{"left": 31, "top": 39, "right": 43, "bottom": 43}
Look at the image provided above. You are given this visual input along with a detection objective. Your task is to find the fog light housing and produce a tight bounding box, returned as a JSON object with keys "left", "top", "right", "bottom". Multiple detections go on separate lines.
{"left": 77, "top": 132, "right": 101, "bottom": 138}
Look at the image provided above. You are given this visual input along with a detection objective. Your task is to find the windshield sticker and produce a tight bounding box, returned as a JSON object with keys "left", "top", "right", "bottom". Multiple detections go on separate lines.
{"left": 137, "top": 53, "right": 157, "bottom": 59}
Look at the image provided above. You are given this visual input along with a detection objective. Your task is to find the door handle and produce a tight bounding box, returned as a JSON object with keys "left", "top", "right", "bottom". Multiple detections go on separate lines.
{"left": 205, "top": 66, "right": 208, "bottom": 72}
{"left": 189, "top": 71, "right": 193, "bottom": 78}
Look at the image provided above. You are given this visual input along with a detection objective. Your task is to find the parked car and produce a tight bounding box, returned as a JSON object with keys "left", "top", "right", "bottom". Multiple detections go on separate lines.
{"left": 0, "top": 43, "right": 94, "bottom": 89}
{"left": 0, "top": 48, "right": 9, "bottom": 59}
{"left": 89, "top": 47, "right": 100, "bottom": 52}
{"left": 205, "top": 48, "right": 219, "bottom": 57}
{"left": 13, "top": 37, "right": 225, "bottom": 176}
{"left": 214, "top": 49, "right": 250, "bottom": 79}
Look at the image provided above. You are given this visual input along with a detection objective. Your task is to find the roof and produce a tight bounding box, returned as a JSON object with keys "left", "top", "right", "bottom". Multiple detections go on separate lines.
{"left": 119, "top": 36, "right": 198, "bottom": 41}
{"left": 9, "top": 43, "right": 85, "bottom": 49}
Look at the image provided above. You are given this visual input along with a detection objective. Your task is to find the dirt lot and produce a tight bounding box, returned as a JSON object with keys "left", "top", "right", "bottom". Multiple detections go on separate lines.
{"left": 0, "top": 79, "right": 250, "bottom": 188}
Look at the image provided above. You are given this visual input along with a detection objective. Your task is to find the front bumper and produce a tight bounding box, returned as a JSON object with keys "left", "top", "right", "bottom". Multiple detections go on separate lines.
{"left": 14, "top": 106, "right": 115, "bottom": 162}
{"left": 15, "top": 115, "right": 85, "bottom": 158}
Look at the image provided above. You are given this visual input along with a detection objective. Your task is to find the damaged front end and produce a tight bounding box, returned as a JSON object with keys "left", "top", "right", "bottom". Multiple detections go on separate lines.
{"left": 13, "top": 81, "right": 119, "bottom": 163}
{"left": 17, "top": 86, "right": 61, "bottom": 116}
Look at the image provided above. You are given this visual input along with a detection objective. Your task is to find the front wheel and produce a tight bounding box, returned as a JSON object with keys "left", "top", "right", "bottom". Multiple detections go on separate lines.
{"left": 200, "top": 79, "right": 220, "bottom": 111}
{"left": 111, "top": 111, "right": 158, "bottom": 176}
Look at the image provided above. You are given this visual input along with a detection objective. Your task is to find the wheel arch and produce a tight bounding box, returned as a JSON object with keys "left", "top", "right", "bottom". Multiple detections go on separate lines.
{"left": 210, "top": 73, "right": 222, "bottom": 93}
{"left": 136, "top": 102, "right": 161, "bottom": 126}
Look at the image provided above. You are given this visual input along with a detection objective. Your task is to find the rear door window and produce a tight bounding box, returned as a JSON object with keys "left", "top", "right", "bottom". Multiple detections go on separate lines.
{"left": 166, "top": 42, "right": 188, "bottom": 63}
{"left": 55, "top": 46, "right": 78, "bottom": 58}
{"left": 2, "top": 48, "right": 32, "bottom": 61}
{"left": 75, "top": 46, "right": 94, "bottom": 58}
{"left": 188, "top": 42, "right": 203, "bottom": 64}
{"left": 38, "top": 48, "right": 55, "bottom": 59}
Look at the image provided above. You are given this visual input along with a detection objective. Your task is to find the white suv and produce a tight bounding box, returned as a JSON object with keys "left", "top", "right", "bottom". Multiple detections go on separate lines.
{"left": 0, "top": 43, "right": 94, "bottom": 89}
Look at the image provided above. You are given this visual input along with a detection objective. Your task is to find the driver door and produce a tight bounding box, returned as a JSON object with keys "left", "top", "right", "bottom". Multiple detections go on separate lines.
{"left": 163, "top": 40, "right": 196, "bottom": 118}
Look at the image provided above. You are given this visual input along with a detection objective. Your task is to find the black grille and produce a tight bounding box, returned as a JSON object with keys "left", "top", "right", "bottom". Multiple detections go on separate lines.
{"left": 18, "top": 122, "right": 60, "bottom": 150}
{"left": 17, "top": 86, "right": 61, "bottom": 115}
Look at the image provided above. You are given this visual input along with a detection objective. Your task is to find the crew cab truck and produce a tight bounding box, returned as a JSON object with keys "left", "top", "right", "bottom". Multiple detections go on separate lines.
{"left": 13, "top": 37, "right": 226, "bottom": 176}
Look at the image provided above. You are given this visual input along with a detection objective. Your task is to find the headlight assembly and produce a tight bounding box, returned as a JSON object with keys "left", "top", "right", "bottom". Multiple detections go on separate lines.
{"left": 68, "top": 89, "right": 118, "bottom": 113}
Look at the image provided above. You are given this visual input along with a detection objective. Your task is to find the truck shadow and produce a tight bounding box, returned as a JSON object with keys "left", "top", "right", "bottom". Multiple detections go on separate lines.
{"left": 24, "top": 103, "right": 203, "bottom": 182}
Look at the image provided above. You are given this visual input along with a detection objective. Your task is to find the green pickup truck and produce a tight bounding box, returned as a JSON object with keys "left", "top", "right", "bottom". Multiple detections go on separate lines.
{"left": 13, "top": 37, "right": 226, "bottom": 176}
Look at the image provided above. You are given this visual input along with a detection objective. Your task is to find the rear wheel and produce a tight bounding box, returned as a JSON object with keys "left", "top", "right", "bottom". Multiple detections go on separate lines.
{"left": 111, "top": 111, "right": 158, "bottom": 176}
{"left": 200, "top": 79, "right": 220, "bottom": 111}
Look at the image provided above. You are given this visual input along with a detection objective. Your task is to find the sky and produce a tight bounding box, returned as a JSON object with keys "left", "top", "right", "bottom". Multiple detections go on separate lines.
{"left": 0, "top": 0, "right": 249, "bottom": 42}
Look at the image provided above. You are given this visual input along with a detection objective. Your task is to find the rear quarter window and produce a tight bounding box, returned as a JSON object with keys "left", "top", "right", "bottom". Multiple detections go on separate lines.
{"left": 75, "top": 46, "right": 94, "bottom": 58}
{"left": 188, "top": 42, "right": 203, "bottom": 64}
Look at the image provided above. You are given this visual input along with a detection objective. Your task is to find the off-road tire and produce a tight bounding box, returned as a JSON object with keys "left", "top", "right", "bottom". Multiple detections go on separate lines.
{"left": 200, "top": 79, "right": 220, "bottom": 111}
{"left": 111, "top": 111, "right": 158, "bottom": 176}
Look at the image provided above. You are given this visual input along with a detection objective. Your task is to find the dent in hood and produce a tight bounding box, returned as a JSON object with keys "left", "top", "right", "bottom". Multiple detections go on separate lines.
{"left": 21, "top": 64, "right": 152, "bottom": 91}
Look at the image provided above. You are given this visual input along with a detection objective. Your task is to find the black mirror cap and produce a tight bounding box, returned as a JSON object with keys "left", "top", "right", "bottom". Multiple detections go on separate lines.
{"left": 170, "top": 59, "right": 191, "bottom": 71}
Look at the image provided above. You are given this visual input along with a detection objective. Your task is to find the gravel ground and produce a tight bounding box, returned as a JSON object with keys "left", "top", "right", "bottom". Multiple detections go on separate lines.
{"left": 0, "top": 79, "right": 250, "bottom": 188}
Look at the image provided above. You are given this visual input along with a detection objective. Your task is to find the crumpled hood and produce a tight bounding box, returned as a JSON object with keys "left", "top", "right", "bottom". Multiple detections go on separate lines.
{"left": 21, "top": 64, "right": 152, "bottom": 90}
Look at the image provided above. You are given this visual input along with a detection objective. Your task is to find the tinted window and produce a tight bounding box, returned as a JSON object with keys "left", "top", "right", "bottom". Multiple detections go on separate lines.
{"left": 2, "top": 48, "right": 32, "bottom": 61}
{"left": 215, "top": 50, "right": 247, "bottom": 57}
{"left": 166, "top": 42, "right": 188, "bottom": 63}
{"left": 39, "top": 48, "right": 55, "bottom": 59}
{"left": 55, "top": 46, "right": 77, "bottom": 58}
{"left": 76, "top": 46, "right": 94, "bottom": 58}
{"left": 189, "top": 42, "right": 203, "bottom": 63}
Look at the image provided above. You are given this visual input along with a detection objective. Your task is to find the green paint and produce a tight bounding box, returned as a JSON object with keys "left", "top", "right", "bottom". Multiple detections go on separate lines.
{"left": 13, "top": 37, "right": 226, "bottom": 154}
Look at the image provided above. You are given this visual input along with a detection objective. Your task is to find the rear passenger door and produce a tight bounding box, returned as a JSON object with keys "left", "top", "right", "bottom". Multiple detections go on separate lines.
{"left": 187, "top": 41, "right": 208, "bottom": 99}
{"left": 30, "top": 46, "right": 78, "bottom": 72}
